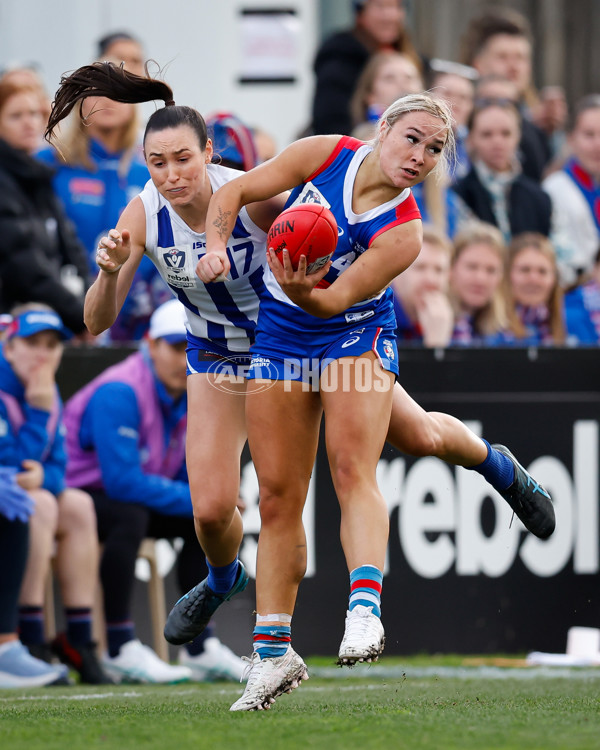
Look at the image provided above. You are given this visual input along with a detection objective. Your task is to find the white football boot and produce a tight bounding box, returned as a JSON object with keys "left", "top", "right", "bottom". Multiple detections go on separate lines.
{"left": 337, "top": 605, "right": 385, "bottom": 665}
{"left": 230, "top": 647, "right": 309, "bottom": 711}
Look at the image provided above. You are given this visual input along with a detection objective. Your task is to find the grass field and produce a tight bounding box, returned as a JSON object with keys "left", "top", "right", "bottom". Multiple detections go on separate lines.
{"left": 1, "top": 656, "right": 599, "bottom": 750}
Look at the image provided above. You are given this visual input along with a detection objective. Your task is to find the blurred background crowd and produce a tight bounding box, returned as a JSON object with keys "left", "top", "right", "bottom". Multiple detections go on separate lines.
{"left": 1, "top": 0, "right": 599, "bottom": 348}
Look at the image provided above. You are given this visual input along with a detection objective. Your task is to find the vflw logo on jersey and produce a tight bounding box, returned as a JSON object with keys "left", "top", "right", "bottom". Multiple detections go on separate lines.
{"left": 160, "top": 245, "right": 196, "bottom": 288}
{"left": 293, "top": 182, "right": 345, "bottom": 236}
{"left": 163, "top": 247, "right": 186, "bottom": 272}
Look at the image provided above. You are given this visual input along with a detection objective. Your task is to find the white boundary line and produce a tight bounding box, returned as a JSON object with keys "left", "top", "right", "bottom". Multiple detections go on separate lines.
{"left": 1, "top": 666, "right": 599, "bottom": 703}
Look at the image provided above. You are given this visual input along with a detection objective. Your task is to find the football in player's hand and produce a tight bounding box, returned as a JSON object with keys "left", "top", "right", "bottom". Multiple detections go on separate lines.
{"left": 267, "top": 203, "right": 338, "bottom": 274}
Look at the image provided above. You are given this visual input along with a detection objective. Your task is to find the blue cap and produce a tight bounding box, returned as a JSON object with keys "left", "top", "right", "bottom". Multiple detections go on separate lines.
{"left": 5, "top": 310, "right": 72, "bottom": 341}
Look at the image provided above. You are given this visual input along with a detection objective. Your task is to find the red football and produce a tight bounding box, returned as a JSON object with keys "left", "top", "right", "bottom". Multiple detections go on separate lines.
{"left": 267, "top": 203, "right": 338, "bottom": 274}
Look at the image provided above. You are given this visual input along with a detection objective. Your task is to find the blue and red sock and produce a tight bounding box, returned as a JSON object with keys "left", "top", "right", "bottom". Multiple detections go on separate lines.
{"left": 253, "top": 614, "right": 292, "bottom": 660}
{"left": 349, "top": 565, "right": 383, "bottom": 617}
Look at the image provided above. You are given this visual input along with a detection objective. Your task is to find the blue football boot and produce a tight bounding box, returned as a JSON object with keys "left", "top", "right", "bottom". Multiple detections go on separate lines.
{"left": 492, "top": 444, "right": 555, "bottom": 539}
{"left": 164, "top": 562, "right": 249, "bottom": 645}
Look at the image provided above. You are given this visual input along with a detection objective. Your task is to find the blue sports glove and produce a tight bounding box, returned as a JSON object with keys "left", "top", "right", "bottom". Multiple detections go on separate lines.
{"left": 0, "top": 467, "right": 35, "bottom": 522}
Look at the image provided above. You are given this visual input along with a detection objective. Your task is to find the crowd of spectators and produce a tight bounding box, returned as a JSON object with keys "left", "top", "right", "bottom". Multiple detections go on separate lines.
{"left": 1, "top": 3, "right": 599, "bottom": 349}
{"left": 309, "top": 1, "right": 600, "bottom": 348}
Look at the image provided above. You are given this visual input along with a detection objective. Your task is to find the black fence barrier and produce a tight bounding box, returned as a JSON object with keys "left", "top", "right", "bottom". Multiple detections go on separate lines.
{"left": 57, "top": 346, "right": 600, "bottom": 657}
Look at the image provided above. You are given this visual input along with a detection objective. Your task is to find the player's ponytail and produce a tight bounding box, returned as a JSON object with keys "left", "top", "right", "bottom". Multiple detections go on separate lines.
{"left": 46, "top": 61, "right": 208, "bottom": 152}
{"left": 45, "top": 61, "right": 174, "bottom": 141}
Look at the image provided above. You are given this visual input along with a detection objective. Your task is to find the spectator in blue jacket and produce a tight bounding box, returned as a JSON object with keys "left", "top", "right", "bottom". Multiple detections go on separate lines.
{"left": 0, "top": 461, "right": 70, "bottom": 687}
{"left": 64, "top": 299, "right": 245, "bottom": 683}
{"left": 0, "top": 303, "right": 111, "bottom": 684}
{"left": 565, "top": 247, "right": 600, "bottom": 345}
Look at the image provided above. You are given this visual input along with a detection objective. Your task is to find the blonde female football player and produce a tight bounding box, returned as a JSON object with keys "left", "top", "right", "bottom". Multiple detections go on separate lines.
{"left": 197, "top": 92, "right": 552, "bottom": 712}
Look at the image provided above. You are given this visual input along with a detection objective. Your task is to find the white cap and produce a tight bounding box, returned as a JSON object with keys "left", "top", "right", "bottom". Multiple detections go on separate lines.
{"left": 148, "top": 299, "right": 188, "bottom": 343}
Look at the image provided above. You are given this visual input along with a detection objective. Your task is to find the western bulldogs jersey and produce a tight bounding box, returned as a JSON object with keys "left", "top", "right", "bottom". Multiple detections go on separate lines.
{"left": 139, "top": 164, "right": 267, "bottom": 353}
{"left": 258, "top": 136, "right": 421, "bottom": 335}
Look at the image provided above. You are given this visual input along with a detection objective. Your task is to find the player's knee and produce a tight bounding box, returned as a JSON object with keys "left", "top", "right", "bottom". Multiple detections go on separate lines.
{"left": 192, "top": 501, "right": 233, "bottom": 534}
{"left": 258, "top": 480, "right": 302, "bottom": 527}
{"left": 329, "top": 458, "right": 364, "bottom": 495}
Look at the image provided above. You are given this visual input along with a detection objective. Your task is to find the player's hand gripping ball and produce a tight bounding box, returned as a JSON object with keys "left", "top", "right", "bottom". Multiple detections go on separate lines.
{"left": 267, "top": 203, "right": 338, "bottom": 274}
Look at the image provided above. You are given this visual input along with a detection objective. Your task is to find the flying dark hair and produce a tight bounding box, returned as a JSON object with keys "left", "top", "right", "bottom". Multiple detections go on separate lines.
{"left": 45, "top": 61, "right": 208, "bottom": 150}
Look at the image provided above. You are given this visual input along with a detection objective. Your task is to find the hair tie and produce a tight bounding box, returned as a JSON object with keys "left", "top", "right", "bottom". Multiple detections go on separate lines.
{"left": 165, "top": 99, "right": 175, "bottom": 107}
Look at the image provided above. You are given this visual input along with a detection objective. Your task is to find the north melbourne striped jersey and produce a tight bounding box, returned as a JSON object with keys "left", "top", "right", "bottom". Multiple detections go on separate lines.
{"left": 139, "top": 164, "right": 267, "bottom": 353}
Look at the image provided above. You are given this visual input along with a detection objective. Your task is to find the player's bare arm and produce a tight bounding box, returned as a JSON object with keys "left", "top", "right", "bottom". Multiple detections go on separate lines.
{"left": 84, "top": 196, "right": 146, "bottom": 335}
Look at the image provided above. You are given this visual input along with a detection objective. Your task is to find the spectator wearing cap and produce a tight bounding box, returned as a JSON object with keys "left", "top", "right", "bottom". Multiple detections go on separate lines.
{"left": 63, "top": 299, "right": 245, "bottom": 684}
{"left": 0, "top": 303, "right": 111, "bottom": 685}
{"left": 206, "top": 112, "right": 258, "bottom": 172}
{"left": 0, "top": 457, "right": 69, "bottom": 687}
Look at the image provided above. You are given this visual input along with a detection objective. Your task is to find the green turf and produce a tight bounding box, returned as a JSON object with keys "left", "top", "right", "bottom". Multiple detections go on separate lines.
{"left": 1, "top": 659, "right": 599, "bottom": 750}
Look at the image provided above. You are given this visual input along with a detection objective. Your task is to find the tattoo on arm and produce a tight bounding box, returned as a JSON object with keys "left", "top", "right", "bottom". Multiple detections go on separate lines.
{"left": 213, "top": 207, "right": 233, "bottom": 241}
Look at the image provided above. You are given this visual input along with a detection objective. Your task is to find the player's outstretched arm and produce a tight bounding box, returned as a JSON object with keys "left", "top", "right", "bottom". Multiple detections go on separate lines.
{"left": 84, "top": 197, "right": 146, "bottom": 335}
